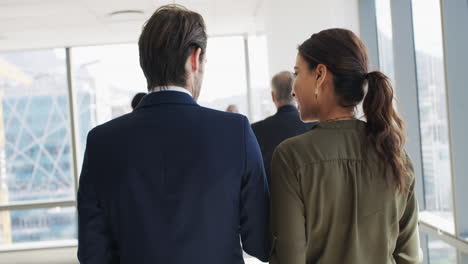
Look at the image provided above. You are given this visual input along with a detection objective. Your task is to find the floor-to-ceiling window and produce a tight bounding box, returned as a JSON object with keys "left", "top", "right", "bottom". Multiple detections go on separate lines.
{"left": 412, "top": 0, "right": 455, "bottom": 234}
{"left": 361, "top": 0, "right": 468, "bottom": 262}
{"left": 0, "top": 49, "right": 76, "bottom": 247}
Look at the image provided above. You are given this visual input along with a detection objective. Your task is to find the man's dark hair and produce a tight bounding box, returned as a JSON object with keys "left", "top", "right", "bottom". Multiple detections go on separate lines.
{"left": 138, "top": 5, "right": 207, "bottom": 90}
{"left": 131, "top": 92, "right": 147, "bottom": 109}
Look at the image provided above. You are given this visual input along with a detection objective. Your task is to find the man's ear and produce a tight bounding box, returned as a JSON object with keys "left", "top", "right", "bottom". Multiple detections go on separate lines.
{"left": 271, "top": 91, "right": 276, "bottom": 103}
{"left": 190, "top": 47, "right": 202, "bottom": 72}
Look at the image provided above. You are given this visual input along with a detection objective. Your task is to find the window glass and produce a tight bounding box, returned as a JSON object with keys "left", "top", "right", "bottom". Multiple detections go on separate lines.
{"left": 198, "top": 36, "right": 249, "bottom": 116}
{"left": 412, "top": 0, "right": 454, "bottom": 233}
{"left": 375, "top": 0, "right": 395, "bottom": 83}
{"left": 0, "top": 49, "right": 74, "bottom": 205}
{"left": 0, "top": 207, "right": 76, "bottom": 247}
{"left": 428, "top": 236, "right": 457, "bottom": 264}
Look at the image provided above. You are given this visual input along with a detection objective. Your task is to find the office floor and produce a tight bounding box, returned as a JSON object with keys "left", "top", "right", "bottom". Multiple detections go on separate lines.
{"left": 0, "top": 248, "right": 267, "bottom": 264}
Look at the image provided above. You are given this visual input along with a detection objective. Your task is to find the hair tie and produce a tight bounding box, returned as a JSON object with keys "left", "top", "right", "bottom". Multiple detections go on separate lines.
{"left": 364, "top": 72, "right": 371, "bottom": 80}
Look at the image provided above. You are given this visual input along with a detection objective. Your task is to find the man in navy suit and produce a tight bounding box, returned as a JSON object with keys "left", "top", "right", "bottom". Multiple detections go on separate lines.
{"left": 252, "top": 71, "right": 316, "bottom": 184}
{"left": 77, "top": 5, "right": 270, "bottom": 264}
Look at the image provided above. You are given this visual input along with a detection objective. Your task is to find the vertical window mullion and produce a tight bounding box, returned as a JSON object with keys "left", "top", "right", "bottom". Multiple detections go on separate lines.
{"left": 65, "top": 47, "right": 80, "bottom": 198}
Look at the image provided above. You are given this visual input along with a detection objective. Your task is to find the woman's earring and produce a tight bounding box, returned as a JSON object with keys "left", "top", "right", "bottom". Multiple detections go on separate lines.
{"left": 315, "top": 86, "right": 318, "bottom": 100}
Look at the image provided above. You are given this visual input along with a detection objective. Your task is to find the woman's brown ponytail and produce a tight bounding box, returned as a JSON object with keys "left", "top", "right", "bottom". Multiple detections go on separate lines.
{"left": 363, "top": 71, "right": 407, "bottom": 191}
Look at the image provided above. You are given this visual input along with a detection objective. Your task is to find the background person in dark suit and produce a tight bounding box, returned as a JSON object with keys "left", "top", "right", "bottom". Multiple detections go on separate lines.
{"left": 77, "top": 5, "right": 270, "bottom": 264}
{"left": 252, "top": 71, "right": 316, "bottom": 184}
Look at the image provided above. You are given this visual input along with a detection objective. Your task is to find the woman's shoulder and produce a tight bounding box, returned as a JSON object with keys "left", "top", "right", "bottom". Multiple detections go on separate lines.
{"left": 273, "top": 128, "right": 329, "bottom": 166}
{"left": 275, "top": 120, "right": 367, "bottom": 166}
{"left": 276, "top": 129, "right": 320, "bottom": 153}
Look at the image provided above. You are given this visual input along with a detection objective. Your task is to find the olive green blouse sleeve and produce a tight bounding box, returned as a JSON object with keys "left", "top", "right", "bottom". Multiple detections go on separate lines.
{"left": 270, "top": 146, "right": 306, "bottom": 264}
{"left": 393, "top": 159, "right": 422, "bottom": 264}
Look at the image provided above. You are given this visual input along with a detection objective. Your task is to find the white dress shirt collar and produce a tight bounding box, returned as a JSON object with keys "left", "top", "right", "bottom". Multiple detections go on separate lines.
{"left": 151, "top": 86, "right": 192, "bottom": 97}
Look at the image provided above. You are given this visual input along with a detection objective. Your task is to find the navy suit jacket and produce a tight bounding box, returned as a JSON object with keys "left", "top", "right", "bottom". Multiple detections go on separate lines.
{"left": 251, "top": 105, "right": 316, "bottom": 184}
{"left": 77, "top": 91, "right": 270, "bottom": 264}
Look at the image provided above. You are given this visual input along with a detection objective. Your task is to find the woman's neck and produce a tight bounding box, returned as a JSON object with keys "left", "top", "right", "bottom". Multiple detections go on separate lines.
{"left": 319, "top": 107, "right": 355, "bottom": 122}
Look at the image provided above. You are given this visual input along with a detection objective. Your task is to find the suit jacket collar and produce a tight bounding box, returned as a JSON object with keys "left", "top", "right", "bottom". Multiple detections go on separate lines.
{"left": 135, "top": 91, "right": 198, "bottom": 110}
{"left": 276, "top": 104, "right": 298, "bottom": 114}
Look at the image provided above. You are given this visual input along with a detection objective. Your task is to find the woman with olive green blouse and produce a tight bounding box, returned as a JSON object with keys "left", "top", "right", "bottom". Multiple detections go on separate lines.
{"left": 269, "top": 29, "right": 421, "bottom": 264}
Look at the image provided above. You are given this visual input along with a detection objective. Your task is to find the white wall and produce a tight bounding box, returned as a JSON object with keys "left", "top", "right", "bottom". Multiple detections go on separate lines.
{"left": 261, "top": 0, "right": 360, "bottom": 77}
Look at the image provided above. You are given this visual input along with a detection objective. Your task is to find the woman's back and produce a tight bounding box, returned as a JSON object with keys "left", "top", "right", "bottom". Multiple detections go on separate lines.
{"left": 270, "top": 120, "right": 420, "bottom": 264}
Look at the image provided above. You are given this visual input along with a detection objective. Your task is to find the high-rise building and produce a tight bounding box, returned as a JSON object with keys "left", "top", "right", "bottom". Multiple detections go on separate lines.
{"left": 0, "top": 49, "right": 95, "bottom": 244}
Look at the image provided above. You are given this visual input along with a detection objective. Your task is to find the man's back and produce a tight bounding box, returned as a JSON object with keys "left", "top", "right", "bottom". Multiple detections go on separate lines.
{"left": 78, "top": 91, "right": 270, "bottom": 264}
{"left": 251, "top": 105, "right": 315, "bottom": 182}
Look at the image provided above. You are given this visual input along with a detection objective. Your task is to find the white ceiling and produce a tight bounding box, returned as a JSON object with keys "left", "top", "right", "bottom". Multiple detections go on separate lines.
{"left": 0, "top": 0, "right": 265, "bottom": 51}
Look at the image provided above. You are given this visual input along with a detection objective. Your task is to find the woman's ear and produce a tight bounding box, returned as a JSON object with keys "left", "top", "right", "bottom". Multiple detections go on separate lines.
{"left": 316, "top": 64, "right": 326, "bottom": 80}
{"left": 316, "top": 64, "right": 328, "bottom": 87}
